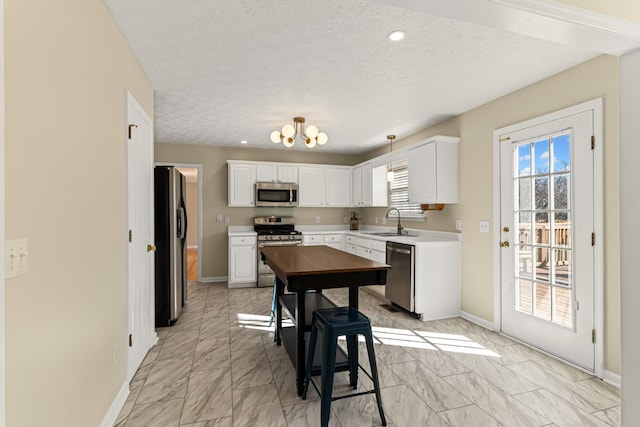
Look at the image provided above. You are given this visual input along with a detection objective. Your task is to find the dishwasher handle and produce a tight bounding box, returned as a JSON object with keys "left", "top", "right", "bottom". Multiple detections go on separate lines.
{"left": 387, "top": 246, "right": 411, "bottom": 255}
{"left": 386, "top": 242, "right": 413, "bottom": 255}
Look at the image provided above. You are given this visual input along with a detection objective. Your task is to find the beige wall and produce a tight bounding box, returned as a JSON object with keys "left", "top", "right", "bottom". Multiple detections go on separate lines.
{"left": 5, "top": 0, "right": 153, "bottom": 425}
{"left": 155, "top": 144, "right": 362, "bottom": 278}
{"left": 363, "top": 55, "right": 621, "bottom": 375}
{"left": 555, "top": 0, "right": 640, "bottom": 23}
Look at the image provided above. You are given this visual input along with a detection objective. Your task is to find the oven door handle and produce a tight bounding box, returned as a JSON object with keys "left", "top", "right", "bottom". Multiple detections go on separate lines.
{"left": 258, "top": 241, "right": 302, "bottom": 247}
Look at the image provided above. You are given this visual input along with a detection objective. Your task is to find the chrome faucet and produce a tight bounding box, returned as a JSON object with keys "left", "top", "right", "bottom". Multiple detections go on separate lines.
{"left": 385, "top": 207, "right": 404, "bottom": 235}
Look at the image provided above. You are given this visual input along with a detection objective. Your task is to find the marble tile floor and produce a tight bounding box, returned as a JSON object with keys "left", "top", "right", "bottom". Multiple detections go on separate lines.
{"left": 114, "top": 282, "right": 621, "bottom": 427}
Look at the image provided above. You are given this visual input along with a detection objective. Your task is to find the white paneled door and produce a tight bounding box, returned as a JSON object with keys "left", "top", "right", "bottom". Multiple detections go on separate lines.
{"left": 498, "top": 101, "right": 601, "bottom": 372}
{"left": 127, "top": 92, "right": 155, "bottom": 381}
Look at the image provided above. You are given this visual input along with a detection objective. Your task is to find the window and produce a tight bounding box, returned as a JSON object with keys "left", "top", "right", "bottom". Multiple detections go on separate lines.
{"left": 388, "top": 160, "right": 424, "bottom": 219}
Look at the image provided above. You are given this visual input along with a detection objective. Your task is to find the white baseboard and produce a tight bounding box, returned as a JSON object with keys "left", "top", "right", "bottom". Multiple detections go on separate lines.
{"left": 460, "top": 310, "right": 495, "bottom": 331}
{"left": 228, "top": 282, "right": 257, "bottom": 289}
{"left": 199, "top": 276, "right": 228, "bottom": 283}
{"left": 603, "top": 369, "right": 621, "bottom": 388}
{"left": 99, "top": 381, "right": 129, "bottom": 427}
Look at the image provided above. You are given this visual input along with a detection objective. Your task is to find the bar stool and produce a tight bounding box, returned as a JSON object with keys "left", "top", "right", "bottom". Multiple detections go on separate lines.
{"left": 302, "top": 306, "right": 386, "bottom": 427}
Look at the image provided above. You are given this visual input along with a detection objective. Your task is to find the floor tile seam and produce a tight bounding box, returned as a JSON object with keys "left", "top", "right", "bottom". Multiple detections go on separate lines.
{"left": 435, "top": 403, "right": 504, "bottom": 426}
{"left": 504, "top": 360, "right": 618, "bottom": 409}
{"left": 509, "top": 387, "right": 605, "bottom": 425}
{"left": 589, "top": 403, "right": 622, "bottom": 414}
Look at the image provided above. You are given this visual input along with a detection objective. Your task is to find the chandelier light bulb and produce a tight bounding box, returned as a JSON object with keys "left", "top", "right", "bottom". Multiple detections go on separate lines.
{"left": 282, "top": 124, "right": 295, "bottom": 138}
{"left": 306, "top": 137, "right": 317, "bottom": 148}
{"left": 283, "top": 137, "right": 295, "bottom": 148}
{"left": 270, "top": 131, "right": 282, "bottom": 143}
{"left": 305, "top": 125, "right": 319, "bottom": 138}
{"left": 317, "top": 132, "right": 328, "bottom": 145}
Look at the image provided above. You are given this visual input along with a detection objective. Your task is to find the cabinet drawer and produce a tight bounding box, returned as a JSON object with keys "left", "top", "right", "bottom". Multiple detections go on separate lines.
{"left": 370, "top": 239, "right": 386, "bottom": 253}
{"left": 229, "top": 236, "right": 256, "bottom": 246}
{"left": 356, "top": 237, "right": 369, "bottom": 247}
{"left": 346, "top": 235, "right": 357, "bottom": 244}
{"left": 345, "top": 244, "right": 356, "bottom": 254}
{"left": 303, "top": 234, "right": 324, "bottom": 245}
{"left": 323, "top": 234, "right": 343, "bottom": 244}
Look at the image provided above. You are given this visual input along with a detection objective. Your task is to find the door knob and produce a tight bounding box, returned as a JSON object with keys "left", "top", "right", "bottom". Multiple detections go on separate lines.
{"left": 500, "top": 241, "right": 510, "bottom": 248}
{"left": 147, "top": 244, "right": 157, "bottom": 252}
{"left": 503, "top": 226, "right": 510, "bottom": 232}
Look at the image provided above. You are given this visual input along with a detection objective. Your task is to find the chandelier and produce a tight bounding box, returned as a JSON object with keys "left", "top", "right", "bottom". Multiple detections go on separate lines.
{"left": 270, "top": 117, "right": 328, "bottom": 148}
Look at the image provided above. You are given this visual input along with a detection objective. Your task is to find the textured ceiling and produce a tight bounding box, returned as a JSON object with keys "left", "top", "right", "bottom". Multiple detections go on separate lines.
{"left": 103, "top": 0, "right": 599, "bottom": 153}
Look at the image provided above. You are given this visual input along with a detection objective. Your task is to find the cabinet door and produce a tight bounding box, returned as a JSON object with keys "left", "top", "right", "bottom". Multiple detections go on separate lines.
{"left": 356, "top": 246, "right": 369, "bottom": 259}
{"left": 298, "top": 167, "right": 325, "bottom": 207}
{"left": 256, "top": 164, "right": 277, "bottom": 183}
{"left": 277, "top": 165, "right": 298, "bottom": 183}
{"left": 353, "top": 165, "right": 363, "bottom": 206}
{"left": 408, "top": 142, "right": 437, "bottom": 203}
{"left": 361, "top": 163, "right": 372, "bottom": 206}
{"left": 228, "top": 163, "right": 256, "bottom": 207}
{"left": 325, "top": 167, "right": 352, "bottom": 207}
{"left": 228, "top": 245, "right": 256, "bottom": 283}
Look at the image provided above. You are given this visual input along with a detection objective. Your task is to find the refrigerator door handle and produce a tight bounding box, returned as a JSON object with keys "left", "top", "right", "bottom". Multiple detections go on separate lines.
{"left": 177, "top": 207, "right": 186, "bottom": 239}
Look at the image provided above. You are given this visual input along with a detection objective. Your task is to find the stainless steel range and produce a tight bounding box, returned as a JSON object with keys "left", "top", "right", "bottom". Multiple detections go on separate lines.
{"left": 255, "top": 216, "right": 302, "bottom": 287}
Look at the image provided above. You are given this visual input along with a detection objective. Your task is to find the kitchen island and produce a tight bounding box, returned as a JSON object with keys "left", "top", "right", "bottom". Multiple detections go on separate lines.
{"left": 259, "top": 245, "right": 390, "bottom": 396}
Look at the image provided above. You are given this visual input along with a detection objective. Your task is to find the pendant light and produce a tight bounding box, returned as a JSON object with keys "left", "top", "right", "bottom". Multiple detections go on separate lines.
{"left": 386, "top": 135, "right": 396, "bottom": 182}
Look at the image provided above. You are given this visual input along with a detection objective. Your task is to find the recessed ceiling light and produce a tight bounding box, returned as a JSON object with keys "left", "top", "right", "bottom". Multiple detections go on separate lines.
{"left": 388, "top": 30, "right": 405, "bottom": 41}
{"left": 240, "top": 140, "right": 248, "bottom": 144}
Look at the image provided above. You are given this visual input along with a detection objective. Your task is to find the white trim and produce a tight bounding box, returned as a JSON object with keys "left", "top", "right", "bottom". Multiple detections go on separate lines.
{"left": 493, "top": 98, "right": 604, "bottom": 378}
{"left": 460, "top": 311, "right": 496, "bottom": 331}
{"left": 227, "top": 281, "right": 255, "bottom": 289}
{"left": 154, "top": 162, "right": 203, "bottom": 282}
{"left": 603, "top": 369, "right": 621, "bottom": 389}
{"left": 0, "top": 1, "right": 6, "bottom": 423}
{"left": 99, "top": 382, "right": 130, "bottom": 427}
{"left": 199, "top": 276, "right": 228, "bottom": 283}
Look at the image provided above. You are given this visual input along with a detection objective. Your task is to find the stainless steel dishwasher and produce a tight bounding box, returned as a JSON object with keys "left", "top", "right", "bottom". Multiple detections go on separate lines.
{"left": 385, "top": 241, "right": 415, "bottom": 313}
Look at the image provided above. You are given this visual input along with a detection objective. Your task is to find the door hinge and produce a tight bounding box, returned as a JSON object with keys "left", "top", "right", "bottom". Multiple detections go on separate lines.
{"left": 592, "top": 329, "right": 596, "bottom": 344}
{"left": 591, "top": 232, "right": 596, "bottom": 246}
{"left": 591, "top": 135, "right": 595, "bottom": 150}
{"left": 129, "top": 229, "right": 133, "bottom": 242}
{"left": 129, "top": 334, "right": 133, "bottom": 347}
{"left": 128, "top": 124, "right": 138, "bottom": 140}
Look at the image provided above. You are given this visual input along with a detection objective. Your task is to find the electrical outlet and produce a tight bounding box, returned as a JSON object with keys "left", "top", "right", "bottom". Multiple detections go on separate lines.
{"left": 480, "top": 220, "right": 490, "bottom": 233}
{"left": 6, "top": 239, "right": 29, "bottom": 279}
{"left": 343, "top": 216, "right": 348, "bottom": 223}
{"left": 216, "top": 214, "right": 223, "bottom": 222}
{"left": 315, "top": 216, "right": 320, "bottom": 223}
{"left": 455, "top": 219, "right": 462, "bottom": 231}
{"left": 224, "top": 216, "right": 230, "bottom": 224}
{"left": 382, "top": 217, "right": 387, "bottom": 225}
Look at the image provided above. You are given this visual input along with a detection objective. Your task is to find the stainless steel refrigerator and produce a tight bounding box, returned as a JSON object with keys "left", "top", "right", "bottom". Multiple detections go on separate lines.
{"left": 154, "top": 166, "right": 187, "bottom": 326}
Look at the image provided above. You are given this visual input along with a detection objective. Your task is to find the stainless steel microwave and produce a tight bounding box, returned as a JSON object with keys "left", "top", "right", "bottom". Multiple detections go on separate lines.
{"left": 255, "top": 182, "right": 298, "bottom": 207}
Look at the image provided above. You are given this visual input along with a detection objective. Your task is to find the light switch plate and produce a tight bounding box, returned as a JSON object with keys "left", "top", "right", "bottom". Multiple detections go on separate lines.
{"left": 6, "top": 239, "right": 29, "bottom": 279}
{"left": 480, "top": 220, "right": 490, "bottom": 233}
{"left": 455, "top": 219, "right": 462, "bottom": 231}
{"left": 315, "top": 216, "right": 321, "bottom": 223}
{"left": 216, "top": 214, "right": 223, "bottom": 222}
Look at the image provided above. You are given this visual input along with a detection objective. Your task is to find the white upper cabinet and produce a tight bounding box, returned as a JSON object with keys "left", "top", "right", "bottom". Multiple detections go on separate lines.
{"left": 353, "top": 162, "right": 387, "bottom": 207}
{"left": 408, "top": 136, "right": 459, "bottom": 204}
{"left": 325, "top": 167, "right": 352, "bottom": 207}
{"left": 228, "top": 161, "right": 256, "bottom": 207}
{"left": 299, "top": 165, "right": 352, "bottom": 207}
{"left": 256, "top": 163, "right": 298, "bottom": 183}
{"left": 277, "top": 165, "right": 298, "bottom": 183}
{"left": 298, "top": 166, "right": 325, "bottom": 206}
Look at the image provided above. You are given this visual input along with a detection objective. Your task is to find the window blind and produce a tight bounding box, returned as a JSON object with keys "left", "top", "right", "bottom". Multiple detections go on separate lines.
{"left": 388, "top": 160, "right": 424, "bottom": 218}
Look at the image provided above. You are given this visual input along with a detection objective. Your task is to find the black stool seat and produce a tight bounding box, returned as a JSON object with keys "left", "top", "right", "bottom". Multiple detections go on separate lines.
{"left": 303, "top": 307, "right": 386, "bottom": 427}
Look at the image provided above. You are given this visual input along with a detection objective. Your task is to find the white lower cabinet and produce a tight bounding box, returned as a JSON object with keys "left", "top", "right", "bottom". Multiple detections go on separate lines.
{"left": 228, "top": 236, "right": 257, "bottom": 286}
{"left": 302, "top": 233, "right": 324, "bottom": 246}
{"left": 323, "top": 234, "right": 344, "bottom": 250}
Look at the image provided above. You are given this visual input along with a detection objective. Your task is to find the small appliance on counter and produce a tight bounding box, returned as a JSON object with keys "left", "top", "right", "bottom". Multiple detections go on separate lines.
{"left": 349, "top": 211, "right": 359, "bottom": 230}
